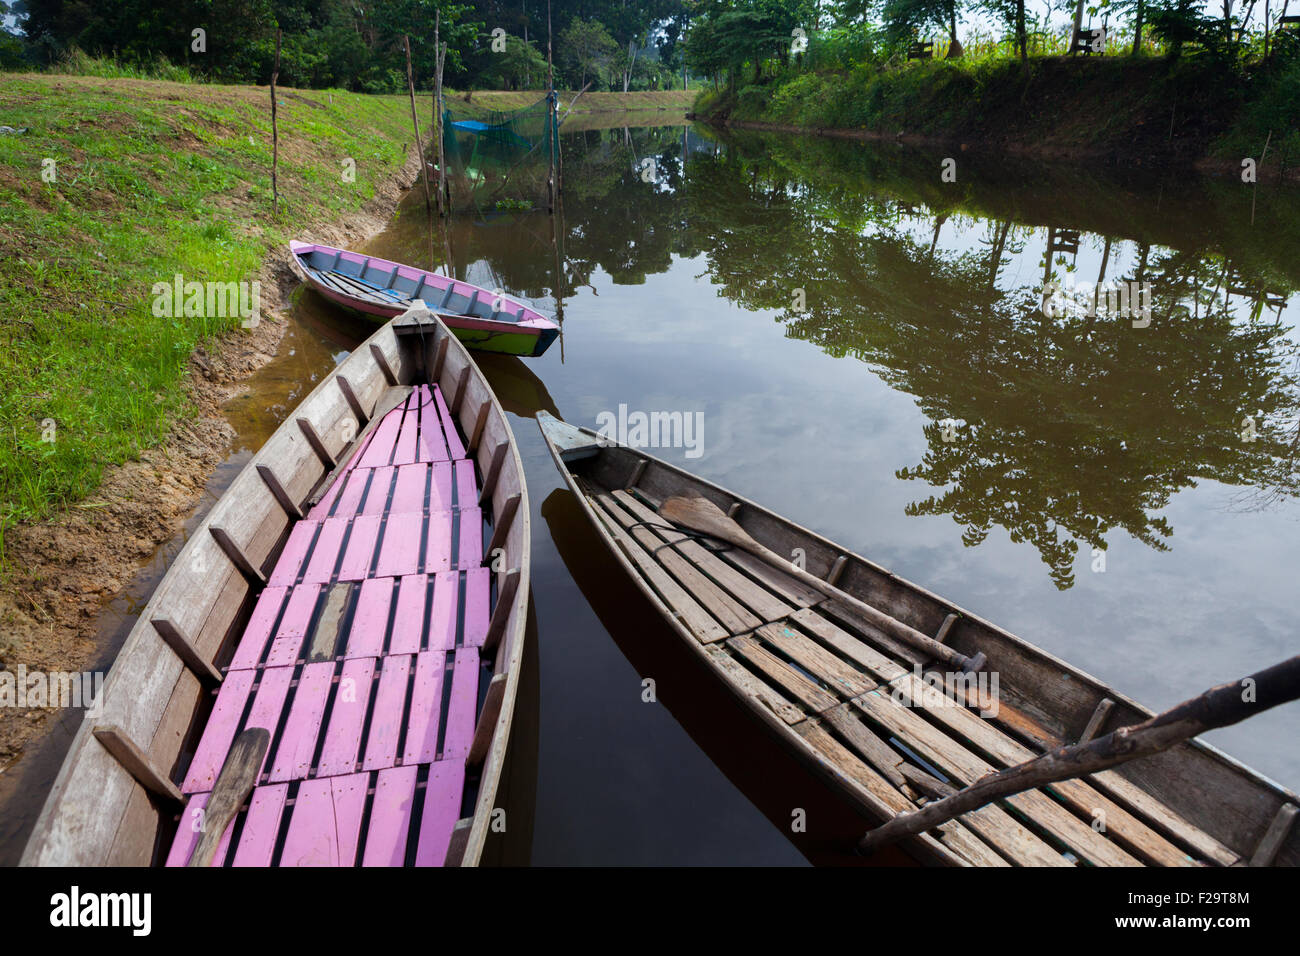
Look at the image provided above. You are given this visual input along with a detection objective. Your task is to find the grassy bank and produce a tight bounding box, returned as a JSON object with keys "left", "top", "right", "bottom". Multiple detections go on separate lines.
{"left": 692, "top": 54, "right": 1300, "bottom": 171}
{"left": 0, "top": 75, "right": 417, "bottom": 552}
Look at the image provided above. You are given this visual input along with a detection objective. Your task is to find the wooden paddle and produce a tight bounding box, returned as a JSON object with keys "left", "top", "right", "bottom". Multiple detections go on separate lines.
{"left": 660, "top": 496, "right": 985, "bottom": 673}
{"left": 187, "top": 728, "right": 270, "bottom": 867}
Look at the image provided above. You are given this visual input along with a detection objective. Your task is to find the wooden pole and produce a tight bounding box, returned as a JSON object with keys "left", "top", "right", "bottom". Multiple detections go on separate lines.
{"left": 857, "top": 654, "right": 1300, "bottom": 855}
{"left": 270, "top": 28, "right": 281, "bottom": 215}
{"left": 546, "top": 0, "right": 556, "bottom": 212}
{"left": 405, "top": 35, "right": 433, "bottom": 212}
{"left": 435, "top": 14, "right": 447, "bottom": 218}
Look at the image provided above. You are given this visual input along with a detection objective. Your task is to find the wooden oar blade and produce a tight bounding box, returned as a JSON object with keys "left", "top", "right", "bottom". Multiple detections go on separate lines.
{"left": 660, "top": 496, "right": 761, "bottom": 552}
{"left": 186, "top": 727, "right": 271, "bottom": 867}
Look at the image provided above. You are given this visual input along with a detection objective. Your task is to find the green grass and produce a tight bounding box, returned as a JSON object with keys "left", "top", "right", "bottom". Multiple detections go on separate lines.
{"left": 0, "top": 74, "right": 418, "bottom": 560}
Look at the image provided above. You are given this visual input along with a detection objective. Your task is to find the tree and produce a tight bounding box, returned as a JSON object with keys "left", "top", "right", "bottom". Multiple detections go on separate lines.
{"left": 881, "top": 0, "right": 964, "bottom": 56}
{"left": 559, "top": 17, "right": 619, "bottom": 88}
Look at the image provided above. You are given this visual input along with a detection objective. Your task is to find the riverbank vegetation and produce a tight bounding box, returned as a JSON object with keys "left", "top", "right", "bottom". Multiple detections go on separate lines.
{"left": 1, "top": 1, "right": 695, "bottom": 93}
{"left": 0, "top": 75, "right": 416, "bottom": 550}
{"left": 686, "top": 1, "right": 1300, "bottom": 169}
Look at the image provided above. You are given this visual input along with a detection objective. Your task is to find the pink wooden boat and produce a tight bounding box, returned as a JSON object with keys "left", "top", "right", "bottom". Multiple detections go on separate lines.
{"left": 289, "top": 240, "right": 559, "bottom": 358}
{"left": 23, "top": 307, "right": 530, "bottom": 867}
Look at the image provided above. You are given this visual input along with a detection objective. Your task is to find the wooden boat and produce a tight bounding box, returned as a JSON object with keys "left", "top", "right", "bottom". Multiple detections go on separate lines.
{"left": 537, "top": 411, "right": 1300, "bottom": 867}
{"left": 22, "top": 307, "right": 531, "bottom": 867}
{"left": 289, "top": 240, "right": 560, "bottom": 358}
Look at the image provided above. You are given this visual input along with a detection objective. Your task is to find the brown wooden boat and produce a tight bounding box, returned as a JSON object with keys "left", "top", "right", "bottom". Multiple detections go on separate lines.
{"left": 537, "top": 411, "right": 1299, "bottom": 867}
{"left": 22, "top": 307, "right": 530, "bottom": 867}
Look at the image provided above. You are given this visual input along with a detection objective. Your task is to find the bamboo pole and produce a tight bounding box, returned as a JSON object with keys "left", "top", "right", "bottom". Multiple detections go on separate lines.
{"left": 404, "top": 35, "right": 433, "bottom": 212}
{"left": 546, "top": 0, "right": 556, "bottom": 213}
{"left": 270, "top": 28, "right": 281, "bottom": 215}
{"left": 433, "top": 13, "right": 447, "bottom": 218}
{"left": 857, "top": 654, "right": 1300, "bottom": 855}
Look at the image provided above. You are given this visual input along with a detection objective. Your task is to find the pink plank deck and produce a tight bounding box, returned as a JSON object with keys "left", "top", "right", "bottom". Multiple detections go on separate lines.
{"left": 301, "top": 518, "right": 349, "bottom": 584}
{"left": 165, "top": 793, "right": 228, "bottom": 866}
{"left": 457, "top": 507, "right": 484, "bottom": 569}
{"left": 416, "top": 386, "right": 450, "bottom": 462}
{"left": 268, "top": 661, "right": 335, "bottom": 783}
{"left": 393, "top": 403, "right": 420, "bottom": 466}
{"left": 279, "top": 775, "right": 366, "bottom": 867}
{"left": 264, "top": 584, "right": 321, "bottom": 668}
{"left": 182, "top": 670, "right": 256, "bottom": 793}
{"left": 169, "top": 380, "right": 497, "bottom": 866}
{"left": 345, "top": 577, "right": 394, "bottom": 658}
{"left": 317, "top": 657, "right": 375, "bottom": 777}
{"left": 228, "top": 586, "right": 288, "bottom": 671}
{"left": 358, "top": 407, "right": 403, "bottom": 468}
{"left": 360, "top": 466, "right": 395, "bottom": 515}
{"left": 230, "top": 783, "right": 290, "bottom": 866}
{"left": 428, "top": 571, "right": 459, "bottom": 652}
{"left": 416, "top": 760, "right": 466, "bottom": 866}
{"left": 268, "top": 522, "right": 318, "bottom": 586}
{"left": 455, "top": 460, "right": 477, "bottom": 505}
{"left": 338, "top": 514, "right": 382, "bottom": 580}
{"left": 441, "top": 647, "right": 480, "bottom": 761}
{"left": 362, "top": 654, "right": 411, "bottom": 771}
{"left": 389, "top": 574, "right": 427, "bottom": 654}
{"left": 433, "top": 385, "right": 467, "bottom": 459}
{"left": 362, "top": 765, "right": 419, "bottom": 866}
{"left": 463, "top": 569, "right": 490, "bottom": 648}
{"left": 404, "top": 651, "right": 446, "bottom": 765}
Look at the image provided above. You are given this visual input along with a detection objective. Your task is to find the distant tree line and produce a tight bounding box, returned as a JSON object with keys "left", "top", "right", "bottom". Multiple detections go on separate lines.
{"left": 0, "top": 0, "right": 692, "bottom": 92}
{"left": 684, "top": 0, "right": 1300, "bottom": 85}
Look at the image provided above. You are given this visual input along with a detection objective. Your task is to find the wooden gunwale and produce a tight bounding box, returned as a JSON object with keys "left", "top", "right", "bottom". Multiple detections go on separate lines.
{"left": 537, "top": 413, "right": 1299, "bottom": 867}
{"left": 21, "top": 306, "right": 529, "bottom": 868}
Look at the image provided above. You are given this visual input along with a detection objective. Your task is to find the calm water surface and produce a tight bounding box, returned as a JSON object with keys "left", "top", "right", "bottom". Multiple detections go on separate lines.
{"left": 5, "top": 120, "right": 1299, "bottom": 865}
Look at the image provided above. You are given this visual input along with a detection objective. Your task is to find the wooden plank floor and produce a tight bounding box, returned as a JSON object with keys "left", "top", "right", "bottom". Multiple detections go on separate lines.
{"left": 583, "top": 480, "right": 1230, "bottom": 867}
{"left": 167, "top": 386, "right": 488, "bottom": 867}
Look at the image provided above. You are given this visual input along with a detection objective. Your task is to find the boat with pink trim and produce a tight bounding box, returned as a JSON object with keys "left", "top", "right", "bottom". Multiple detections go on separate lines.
{"left": 289, "top": 240, "right": 559, "bottom": 358}
{"left": 23, "top": 306, "right": 530, "bottom": 867}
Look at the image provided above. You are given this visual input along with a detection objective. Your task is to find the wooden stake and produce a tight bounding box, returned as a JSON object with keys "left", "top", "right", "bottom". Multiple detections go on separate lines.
{"left": 547, "top": 0, "right": 556, "bottom": 212}
{"left": 857, "top": 654, "right": 1300, "bottom": 855}
{"left": 270, "top": 28, "right": 281, "bottom": 215}
{"left": 405, "top": 35, "right": 433, "bottom": 212}
{"left": 434, "top": 12, "right": 447, "bottom": 218}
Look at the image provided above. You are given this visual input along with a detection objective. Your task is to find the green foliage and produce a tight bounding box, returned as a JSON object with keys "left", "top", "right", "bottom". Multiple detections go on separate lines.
{"left": 476, "top": 34, "right": 547, "bottom": 90}
{"left": 560, "top": 18, "right": 621, "bottom": 88}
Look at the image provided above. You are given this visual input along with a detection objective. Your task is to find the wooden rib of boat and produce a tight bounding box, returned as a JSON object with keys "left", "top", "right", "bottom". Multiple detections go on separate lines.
{"left": 22, "top": 307, "right": 530, "bottom": 867}
{"left": 537, "top": 411, "right": 1300, "bottom": 867}
{"left": 289, "top": 240, "right": 560, "bottom": 358}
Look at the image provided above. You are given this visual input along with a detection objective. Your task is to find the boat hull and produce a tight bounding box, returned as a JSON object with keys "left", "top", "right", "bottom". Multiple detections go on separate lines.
{"left": 536, "top": 411, "right": 1300, "bottom": 868}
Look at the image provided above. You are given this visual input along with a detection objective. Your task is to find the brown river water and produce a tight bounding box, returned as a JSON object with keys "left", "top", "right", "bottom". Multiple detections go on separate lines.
{"left": 3, "top": 120, "right": 1299, "bottom": 865}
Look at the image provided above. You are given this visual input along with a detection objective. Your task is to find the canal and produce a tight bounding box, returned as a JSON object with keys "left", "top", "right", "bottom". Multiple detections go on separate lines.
{"left": 5, "top": 118, "right": 1298, "bottom": 865}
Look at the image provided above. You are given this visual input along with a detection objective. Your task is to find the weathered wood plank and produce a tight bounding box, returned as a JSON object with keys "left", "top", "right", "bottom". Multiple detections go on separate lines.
{"left": 612, "top": 490, "right": 794, "bottom": 623}
{"left": 586, "top": 493, "right": 729, "bottom": 644}
{"left": 727, "top": 634, "right": 840, "bottom": 714}
{"left": 598, "top": 492, "right": 761, "bottom": 636}
{"left": 92, "top": 726, "right": 184, "bottom": 804}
